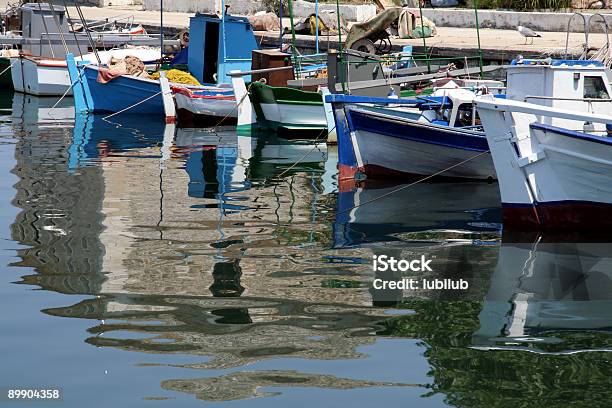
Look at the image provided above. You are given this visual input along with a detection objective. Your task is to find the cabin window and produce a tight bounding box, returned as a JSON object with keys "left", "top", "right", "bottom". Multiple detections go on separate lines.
{"left": 583, "top": 76, "right": 610, "bottom": 99}
{"left": 454, "top": 103, "right": 479, "bottom": 127}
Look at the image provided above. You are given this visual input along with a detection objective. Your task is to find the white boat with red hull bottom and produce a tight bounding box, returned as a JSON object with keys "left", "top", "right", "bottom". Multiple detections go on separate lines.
{"left": 476, "top": 59, "right": 612, "bottom": 231}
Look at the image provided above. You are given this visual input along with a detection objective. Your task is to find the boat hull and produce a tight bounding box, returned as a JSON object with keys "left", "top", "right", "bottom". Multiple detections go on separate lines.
{"left": 477, "top": 96, "right": 612, "bottom": 231}
{"left": 344, "top": 107, "right": 495, "bottom": 181}
{"left": 503, "top": 124, "right": 612, "bottom": 230}
{"left": 250, "top": 82, "right": 327, "bottom": 132}
{"left": 83, "top": 65, "right": 164, "bottom": 115}
{"left": 174, "top": 89, "right": 237, "bottom": 126}
{"left": 12, "top": 56, "right": 72, "bottom": 96}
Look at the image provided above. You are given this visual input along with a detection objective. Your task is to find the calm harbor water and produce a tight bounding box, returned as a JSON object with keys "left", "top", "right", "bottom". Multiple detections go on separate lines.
{"left": 1, "top": 91, "right": 611, "bottom": 407}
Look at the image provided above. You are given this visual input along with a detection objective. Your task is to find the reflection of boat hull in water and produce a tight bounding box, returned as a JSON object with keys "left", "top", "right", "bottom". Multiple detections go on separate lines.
{"left": 11, "top": 92, "right": 75, "bottom": 124}
{"left": 334, "top": 181, "right": 501, "bottom": 247}
{"left": 69, "top": 113, "right": 167, "bottom": 169}
{"left": 474, "top": 240, "right": 612, "bottom": 351}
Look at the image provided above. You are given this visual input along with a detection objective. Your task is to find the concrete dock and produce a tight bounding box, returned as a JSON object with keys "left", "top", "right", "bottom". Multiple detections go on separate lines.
{"left": 46, "top": 5, "right": 612, "bottom": 61}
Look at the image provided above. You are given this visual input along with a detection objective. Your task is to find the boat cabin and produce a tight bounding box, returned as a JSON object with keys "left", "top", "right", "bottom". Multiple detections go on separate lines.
{"left": 419, "top": 85, "right": 504, "bottom": 129}
{"left": 188, "top": 13, "right": 258, "bottom": 86}
{"left": 506, "top": 59, "right": 612, "bottom": 130}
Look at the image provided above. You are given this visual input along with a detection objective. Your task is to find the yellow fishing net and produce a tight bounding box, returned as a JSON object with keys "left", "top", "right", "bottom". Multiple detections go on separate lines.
{"left": 149, "top": 69, "right": 201, "bottom": 86}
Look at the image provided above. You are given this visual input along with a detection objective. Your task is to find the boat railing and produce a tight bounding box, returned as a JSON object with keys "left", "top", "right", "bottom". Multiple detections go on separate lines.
{"left": 476, "top": 96, "right": 612, "bottom": 125}
{"left": 227, "top": 66, "right": 294, "bottom": 78}
{"left": 564, "top": 12, "right": 611, "bottom": 60}
{"left": 524, "top": 95, "right": 612, "bottom": 103}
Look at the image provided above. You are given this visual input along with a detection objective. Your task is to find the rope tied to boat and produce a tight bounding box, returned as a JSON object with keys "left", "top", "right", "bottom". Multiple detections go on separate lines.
{"left": 0, "top": 60, "right": 15, "bottom": 78}
{"left": 207, "top": 81, "right": 256, "bottom": 131}
{"left": 275, "top": 125, "right": 334, "bottom": 180}
{"left": 331, "top": 149, "right": 492, "bottom": 219}
{"left": 49, "top": 68, "right": 87, "bottom": 118}
{"left": 102, "top": 91, "right": 164, "bottom": 121}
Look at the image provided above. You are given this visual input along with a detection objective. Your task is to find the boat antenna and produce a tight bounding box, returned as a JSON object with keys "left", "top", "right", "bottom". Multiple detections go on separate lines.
{"left": 335, "top": 0, "right": 341, "bottom": 54}
{"left": 473, "top": 0, "right": 483, "bottom": 77}
{"left": 315, "top": 0, "right": 319, "bottom": 54}
{"left": 279, "top": 0, "right": 283, "bottom": 51}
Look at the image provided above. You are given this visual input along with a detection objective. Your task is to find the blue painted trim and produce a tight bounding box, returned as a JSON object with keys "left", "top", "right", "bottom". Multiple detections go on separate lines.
{"left": 346, "top": 108, "right": 489, "bottom": 152}
{"left": 325, "top": 94, "right": 422, "bottom": 105}
{"left": 531, "top": 123, "right": 612, "bottom": 147}
{"left": 511, "top": 59, "right": 604, "bottom": 67}
{"left": 334, "top": 104, "right": 357, "bottom": 167}
{"left": 66, "top": 54, "right": 93, "bottom": 113}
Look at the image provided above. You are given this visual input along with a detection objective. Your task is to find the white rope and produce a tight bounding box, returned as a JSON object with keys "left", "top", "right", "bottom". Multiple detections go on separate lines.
{"left": 333, "top": 149, "right": 492, "bottom": 218}
{"left": 275, "top": 126, "right": 332, "bottom": 180}
{"left": 102, "top": 90, "right": 163, "bottom": 120}
{"left": 0, "top": 59, "right": 15, "bottom": 78}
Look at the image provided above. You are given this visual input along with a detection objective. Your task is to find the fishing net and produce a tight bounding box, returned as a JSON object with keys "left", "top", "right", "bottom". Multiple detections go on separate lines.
{"left": 149, "top": 69, "right": 201, "bottom": 86}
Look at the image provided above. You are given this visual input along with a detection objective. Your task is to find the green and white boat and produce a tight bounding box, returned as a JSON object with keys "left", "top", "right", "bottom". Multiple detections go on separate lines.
{"left": 231, "top": 76, "right": 328, "bottom": 138}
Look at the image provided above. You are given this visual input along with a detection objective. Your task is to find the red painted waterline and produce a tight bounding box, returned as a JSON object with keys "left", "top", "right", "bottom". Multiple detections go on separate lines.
{"left": 503, "top": 202, "right": 612, "bottom": 231}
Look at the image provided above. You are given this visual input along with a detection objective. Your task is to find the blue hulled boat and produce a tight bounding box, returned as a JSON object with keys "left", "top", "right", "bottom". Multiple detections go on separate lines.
{"left": 326, "top": 84, "right": 504, "bottom": 187}
{"left": 67, "top": 12, "right": 257, "bottom": 118}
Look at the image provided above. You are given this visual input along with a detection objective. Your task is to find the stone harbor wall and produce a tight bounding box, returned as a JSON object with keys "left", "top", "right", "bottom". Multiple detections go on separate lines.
{"left": 141, "top": 0, "right": 376, "bottom": 22}
{"left": 408, "top": 8, "right": 612, "bottom": 33}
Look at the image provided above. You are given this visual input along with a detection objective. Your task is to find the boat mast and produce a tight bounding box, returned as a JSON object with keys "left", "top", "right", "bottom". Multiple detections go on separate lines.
{"left": 160, "top": 0, "right": 164, "bottom": 57}
{"left": 279, "top": 0, "right": 283, "bottom": 51}
{"left": 417, "top": 0, "right": 430, "bottom": 73}
{"left": 315, "top": 0, "right": 319, "bottom": 54}
{"left": 473, "top": 0, "right": 483, "bottom": 76}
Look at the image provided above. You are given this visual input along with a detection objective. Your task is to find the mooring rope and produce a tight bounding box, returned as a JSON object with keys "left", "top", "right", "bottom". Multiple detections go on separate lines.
{"left": 49, "top": 69, "right": 85, "bottom": 116}
{"left": 206, "top": 81, "right": 255, "bottom": 131}
{"left": 275, "top": 125, "right": 334, "bottom": 180}
{"left": 332, "top": 149, "right": 492, "bottom": 218}
{"left": 102, "top": 90, "right": 163, "bottom": 120}
{"left": 0, "top": 60, "right": 15, "bottom": 78}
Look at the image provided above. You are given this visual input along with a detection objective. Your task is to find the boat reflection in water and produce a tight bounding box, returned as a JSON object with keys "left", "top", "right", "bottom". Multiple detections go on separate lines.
{"left": 474, "top": 234, "right": 612, "bottom": 353}
{"left": 11, "top": 102, "right": 411, "bottom": 401}
{"left": 7, "top": 94, "right": 612, "bottom": 405}
{"left": 334, "top": 179, "right": 502, "bottom": 248}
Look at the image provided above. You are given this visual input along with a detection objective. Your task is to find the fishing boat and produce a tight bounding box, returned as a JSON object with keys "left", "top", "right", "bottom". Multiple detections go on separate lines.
{"left": 173, "top": 86, "right": 237, "bottom": 126}
{"left": 11, "top": 48, "right": 161, "bottom": 96}
{"left": 67, "top": 12, "right": 257, "bottom": 119}
{"left": 3, "top": 2, "right": 163, "bottom": 96}
{"left": 475, "top": 59, "right": 612, "bottom": 230}
{"left": 327, "top": 81, "right": 503, "bottom": 183}
{"left": 249, "top": 80, "right": 327, "bottom": 132}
